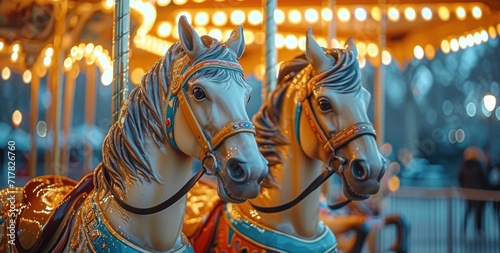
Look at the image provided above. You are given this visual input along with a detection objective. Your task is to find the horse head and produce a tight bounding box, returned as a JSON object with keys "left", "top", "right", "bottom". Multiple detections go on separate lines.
{"left": 297, "top": 28, "right": 385, "bottom": 201}
{"left": 169, "top": 16, "right": 268, "bottom": 202}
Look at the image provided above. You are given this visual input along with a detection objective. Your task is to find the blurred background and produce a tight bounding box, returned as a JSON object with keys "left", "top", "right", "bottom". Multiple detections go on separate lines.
{"left": 0, "top": 0, "right": 499, "bottom": 252}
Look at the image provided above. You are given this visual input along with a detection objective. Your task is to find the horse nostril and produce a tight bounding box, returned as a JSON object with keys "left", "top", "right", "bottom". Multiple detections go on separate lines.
{"left": 351, "top": 159, "right": 369, "bottom": 181}
{"left": 227, "top": 159, "right": 248, "bottom": 183}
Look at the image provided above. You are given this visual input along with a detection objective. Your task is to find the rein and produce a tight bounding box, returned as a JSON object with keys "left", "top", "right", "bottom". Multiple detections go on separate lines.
{"left": 104, "top": 56, "right": 256, "bottom": 215}
{"left": 251, "top": 65, "right": 376, "bottom": 213}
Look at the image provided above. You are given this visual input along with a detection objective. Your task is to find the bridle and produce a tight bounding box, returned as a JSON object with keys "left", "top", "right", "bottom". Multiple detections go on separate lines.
{"left": 105, "top": 55, "right": 255, "bottom": 215}
{"left": 251, "top": 65, "right": 377, "bottom": 213}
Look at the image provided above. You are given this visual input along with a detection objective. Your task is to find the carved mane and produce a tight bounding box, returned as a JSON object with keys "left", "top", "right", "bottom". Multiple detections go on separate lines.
{"left": 95, "top": 36, "right": 246, "bottom": 195}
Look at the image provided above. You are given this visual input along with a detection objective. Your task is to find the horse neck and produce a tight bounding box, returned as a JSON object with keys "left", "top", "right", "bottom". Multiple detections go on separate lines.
{"left": 99, "top": 137, "right": 193, "bottom": 252}
{"left": 239, "top": 84, "right": 325, "bottom": 239}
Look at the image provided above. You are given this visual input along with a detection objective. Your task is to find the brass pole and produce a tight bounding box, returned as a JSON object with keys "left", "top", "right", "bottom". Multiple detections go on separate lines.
{"left": 50, "top": 0, "right": 68, "bottom": 175}
{"left": 262, "top": 0, "right": 277, "bottom": 100}
{"left": 29, "top": 71, "right": 40, "bottom": 178}
{"left": 112, "top": 0, "right": 130, "bottom": 123}
{"left": 60, "top": 66, "right": 77, "bottom": 176}
{"left": 84, "top": 64, "right": 96, "bottom": 173}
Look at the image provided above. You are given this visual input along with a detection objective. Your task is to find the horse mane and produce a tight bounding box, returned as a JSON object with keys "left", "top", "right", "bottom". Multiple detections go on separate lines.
{"left": 95, "top": 36, "right": 242, "bottom": 195}
{"left": 254, "top": 48, "right": 361, "bottom": 187}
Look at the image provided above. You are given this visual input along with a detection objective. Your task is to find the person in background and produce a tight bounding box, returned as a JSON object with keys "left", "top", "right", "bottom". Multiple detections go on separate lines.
{"left": 458, "top": 146, "right": 489, "bottom": 238}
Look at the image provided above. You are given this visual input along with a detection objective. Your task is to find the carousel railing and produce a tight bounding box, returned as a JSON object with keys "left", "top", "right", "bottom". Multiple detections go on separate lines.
{"left": 378, "top": 186, "right": 500, "bottom": 253}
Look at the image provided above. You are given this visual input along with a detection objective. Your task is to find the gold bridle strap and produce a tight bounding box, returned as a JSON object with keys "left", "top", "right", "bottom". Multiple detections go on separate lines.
{"left": 170, "top": 58, "right": 255, "bottom": 160}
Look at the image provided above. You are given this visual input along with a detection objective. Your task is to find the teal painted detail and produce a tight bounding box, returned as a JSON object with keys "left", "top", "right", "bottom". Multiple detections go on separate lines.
{"left": 295, "top": 103, "right": 302, "bottom": 146}
{"left": 166, "top": 94, "right": 181, "bottom": 152}
{"left": 224, "top": 205, "right": 337, "bottom": 252}
{"left": 86, "top": 198, "right": 194, "bottom": 253}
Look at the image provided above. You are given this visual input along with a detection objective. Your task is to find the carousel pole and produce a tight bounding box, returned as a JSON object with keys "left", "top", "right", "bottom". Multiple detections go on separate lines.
{"left": 262, "top": 0, "right": 277, "bottom": 100}
{"left": 112, "top": 0, "right": 130, "bottom": 123}
{"left": 84, "top": 64, "right": 96, "bottom": 172}
{"left": 47, "top": 0, "right": 68, "bottom": 175}
{"left": 371, "top": 1, "right": 387, "bottom": 251}
{"left": 324, "top": 0, "right": 336, "bottom": 48}
{"left": 374, "top": 0, "right": 387, "bottom": 147}
{"left": 29, "top": 67, "right": 40, "bottom": 177}
{"left": 60, "top": 65, "right": 78, "bottom": 176}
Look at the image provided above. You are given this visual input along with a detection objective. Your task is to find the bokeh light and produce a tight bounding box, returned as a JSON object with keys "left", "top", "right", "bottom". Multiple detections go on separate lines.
{"left": 421, "top": 7, "right": 433, "bottom": 21}
{"left": 12, "top": 110, "right": 22, "bottom": 127}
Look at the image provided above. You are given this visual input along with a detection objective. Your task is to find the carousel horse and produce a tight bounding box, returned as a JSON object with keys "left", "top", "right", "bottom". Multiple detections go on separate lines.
{"left": 0, "top": 16, "right": 268, "bottom": 253}
{"left": 184, "top": 29, "right": 386, "bottom": 252}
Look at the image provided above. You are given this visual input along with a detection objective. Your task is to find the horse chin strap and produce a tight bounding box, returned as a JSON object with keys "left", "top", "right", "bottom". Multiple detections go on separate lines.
{"left": 105, "top": 57, "right": 256, "bottom": 215}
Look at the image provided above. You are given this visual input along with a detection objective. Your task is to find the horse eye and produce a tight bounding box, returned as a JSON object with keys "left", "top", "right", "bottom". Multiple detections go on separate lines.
{"left": 318, "top": 99, "right": 332, "bottom": 111}
{"left": 192, "top": 87, "right": 206, "bottom": 100}
{"left": 247, "top": 94, "right": 252, "bottom": 103}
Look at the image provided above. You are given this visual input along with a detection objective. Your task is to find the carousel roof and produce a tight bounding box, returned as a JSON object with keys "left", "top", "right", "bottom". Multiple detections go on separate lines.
{"left": 1, "top": 0, "right": 500, "bottom": 82}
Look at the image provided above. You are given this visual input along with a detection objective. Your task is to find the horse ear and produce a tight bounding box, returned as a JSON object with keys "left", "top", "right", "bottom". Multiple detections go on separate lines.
{"left": 224, "top": 25, "right": 245, "bottom": 59}
{"left": 178, "top": 15, "right": 207, "bottom": 62}
{"left": 305, "top": 28, "right": 332, "bottom": 74}
{"left": 345, "top": 37, "right": 358, "bottom": 58}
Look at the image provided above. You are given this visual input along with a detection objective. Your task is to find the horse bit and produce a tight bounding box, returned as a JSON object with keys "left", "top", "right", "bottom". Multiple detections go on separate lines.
{"left": 106, "top": 55, "right": 255, "bottom": 215}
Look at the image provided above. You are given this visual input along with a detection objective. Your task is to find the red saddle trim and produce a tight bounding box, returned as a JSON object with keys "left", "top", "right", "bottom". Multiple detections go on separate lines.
{"left": 189, "top": 200, "right": 224, "bottom": 253}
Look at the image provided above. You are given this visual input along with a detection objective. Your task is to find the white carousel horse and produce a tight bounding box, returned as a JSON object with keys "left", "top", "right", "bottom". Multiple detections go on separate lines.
{"left": 184, "top": 29, "right": 386, "bottom": 252}
{"left": 0, "top": 16, "right": 268, "bottom": 253}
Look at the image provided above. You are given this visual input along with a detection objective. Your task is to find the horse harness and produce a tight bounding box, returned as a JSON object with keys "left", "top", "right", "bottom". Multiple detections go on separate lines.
{"left": 251, "top": 64, "right": 377, "bottom": 213}
{"left": 106, "top": 54, "right": 256, "bottom": 215}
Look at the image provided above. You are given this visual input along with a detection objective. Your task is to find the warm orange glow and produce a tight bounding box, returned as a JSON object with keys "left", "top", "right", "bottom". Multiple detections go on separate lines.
{"left": 101, "top": 68, "right": 113, "bottom": 86}
{"left": 388, "top": 176, "right": 400, "bottom": 192}
{"left": 421, "top": 7, "right": 432, "bottom": 21}
{"left": 285, "top": 35, "right": 298, "bottom": 50}
{"left": 450, "top": 38, "right": 459, "bottom": 52}
{"left": 338, "top": 8, "right": 350, "bottom": 22}
{"left": 43, "top": 56, "right": 52, "bottom": 67}
{"left": 45, "top": 47, "right": 54, "bottom": 57}
{"left": 489, "top": 26, "right": 497, "bottom": 39}
{"left": 455, "top": 6, "right": 466, "bottom": 20}
{"left": 356, "top": 42, "right": 367, "bottom": 56}
{"left": 212, "top": 11, "right": 227, "bottom": 26}
{"left": 0, "top": 41, "right": 4, "bottom": 51}
{"left": 388, "top": 7, "right": 400, "bottom": 22}
{"left": 288, "top": 9, "right": 301, "bottom": 24}
{"left": 22, "top": 70, "right": 32, "bottom": 83}
{"left": 274, "top": 9, "right": 285, "bottom": 24}
{"left": 11, "top": 52, "right": 18, "bottom": 62}
{"left": 424, "top": 44, "right": 435, "bottom": 60}
{"left": 438, "top": 6, "right": 450, "bottom": 21}
{"left": 157, "top": 0, "right": 171, "bottom": 7}
{"left": 321, "top": 8, "right": 333, "bottom": 21}
{"left": 413, "top": 45, "right": 424, "bottom": 60}
{"left": 404, "top": 7, "right": 416, "bottom": 22}
{"left": 243, "top": 30, "right": 254, "bottom": 45}
{"left": 230, "top": 10, "right": 245, "bottom": 25}
{"left": 12, "top": 110, "right": 22, "bottom": 127}
{"left": 157, "top": 21, "right": 172, "bottom": 37}
{"left": 172, "top": 0, "right": 187, "bottom": 5}
{"left": 441, "top": 40, "right": 450, "bottom": 54}
{"left": 131, "top": 68, "right": 145, "bottom": 85}
{"left": 367, "top": 43, "right": 378, "bottom": 57}
{"left": 194, "top": 12, "right": 209, "bottom": 26}
{"left": 64, "top": 57, "right": 73, "bottom": 71}
{"left": 305, "top": 9, "right": 319, "bottom": 23}
{"left": 275, "top": 34, "right": 285, "bottom": 49}
{"left": 1, "top": 67, "right": 11, "bottom": 80}
{"left": 472, "top": 6, "right": 482, "bottom": 19}
{"left": 371, "top": 7, "right": 381, "bottom": 21}
{"left": 382, "top": 50, "right": 391, "bottom": 65}
{"left": 248, "top": 10, "right": 262, "bottom": 25}
{"left": 354, "top": 8, "right": 367, "bottom": 21}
